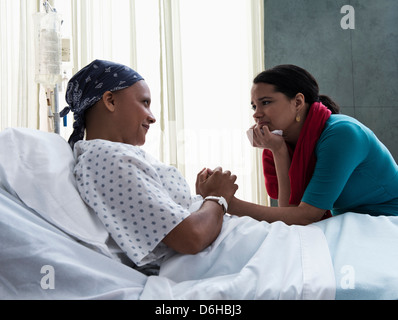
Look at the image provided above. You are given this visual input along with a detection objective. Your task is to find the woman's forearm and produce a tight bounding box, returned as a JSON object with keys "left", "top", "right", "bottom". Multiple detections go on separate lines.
{"left": 272, "top": 145, "right": 291, "bottom": 207}
{"left": 228, "top": 197, "right": 325, "bottom": 226}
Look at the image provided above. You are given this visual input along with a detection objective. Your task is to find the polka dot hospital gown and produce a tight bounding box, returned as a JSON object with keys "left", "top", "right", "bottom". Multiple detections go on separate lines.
{"left": 73, "top": 139, "right": 200, "bottom": 269}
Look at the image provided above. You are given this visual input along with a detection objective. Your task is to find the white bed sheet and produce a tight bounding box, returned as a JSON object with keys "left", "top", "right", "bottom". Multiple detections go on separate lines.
{"left": 0, "top": 185, "right": 336, "bottom": 300}
{"left": 0, "top": 187, "right": 146, "bottom": 300}
{"left": 315, "top": 212, "right": 398, "bottom": 300}
{"left": 142, "top": 212, "right": 398, "bottom": 300}
{"left": 1, "top": 127, "right": 398, "bottom": 300}
{"left": 142, "top": 215, "right": 335, "bottom": 300}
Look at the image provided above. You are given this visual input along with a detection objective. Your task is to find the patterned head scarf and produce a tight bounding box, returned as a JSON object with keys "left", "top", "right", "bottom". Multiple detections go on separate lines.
{"left": 60, "top": 59, "right": 144, "bottom": 148}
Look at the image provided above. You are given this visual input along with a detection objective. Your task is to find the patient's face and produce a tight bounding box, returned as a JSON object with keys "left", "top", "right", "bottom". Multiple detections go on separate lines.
{"left": 113, "top": 81, "right": 156, "bottom": 146}
{"left": 251, "top": 83, "right": 298, "bottom": 133}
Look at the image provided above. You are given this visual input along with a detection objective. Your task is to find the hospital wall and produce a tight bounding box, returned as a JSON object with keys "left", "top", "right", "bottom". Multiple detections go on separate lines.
{"left": 263, "top": 0, "right": 398, "bottom": 161}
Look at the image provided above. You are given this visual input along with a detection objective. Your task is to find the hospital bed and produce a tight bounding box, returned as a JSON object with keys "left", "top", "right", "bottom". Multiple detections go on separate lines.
{"left": 1, "top": 127, "right": 398, "bottom": 300}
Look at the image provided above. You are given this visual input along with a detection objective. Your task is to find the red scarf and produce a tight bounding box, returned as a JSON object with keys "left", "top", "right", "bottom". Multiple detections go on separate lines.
{"left": 262, "top": 102, "right": 332, "bottom": 220}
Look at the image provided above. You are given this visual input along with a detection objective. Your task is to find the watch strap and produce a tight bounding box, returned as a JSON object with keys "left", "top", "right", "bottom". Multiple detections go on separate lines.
{"left": 204, "top": 196, "right": 228, "bottom": 213}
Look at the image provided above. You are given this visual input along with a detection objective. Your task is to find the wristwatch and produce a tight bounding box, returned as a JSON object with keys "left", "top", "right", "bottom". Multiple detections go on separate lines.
{"left": 204, "top": 196, "right": 228, "bottom": 214}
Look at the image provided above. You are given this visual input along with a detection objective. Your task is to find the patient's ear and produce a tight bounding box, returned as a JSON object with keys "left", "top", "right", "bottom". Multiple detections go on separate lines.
{"left": 102, "top": 91, "right": 116, "bottom": 112}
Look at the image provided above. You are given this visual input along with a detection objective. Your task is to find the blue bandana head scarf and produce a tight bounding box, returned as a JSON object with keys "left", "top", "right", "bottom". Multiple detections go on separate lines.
{"left": 60, "top": 59, "right": 144, "bottom": 148}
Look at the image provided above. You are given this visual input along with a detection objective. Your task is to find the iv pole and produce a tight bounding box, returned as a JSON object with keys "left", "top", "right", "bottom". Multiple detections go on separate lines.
{"left": 34, "top": 1, "right": 62, "bottom": 134}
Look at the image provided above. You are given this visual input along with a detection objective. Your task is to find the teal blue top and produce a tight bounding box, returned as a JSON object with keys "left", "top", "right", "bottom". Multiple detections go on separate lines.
{"left": 302, "top": 114, "right": 398, "bottom": 216}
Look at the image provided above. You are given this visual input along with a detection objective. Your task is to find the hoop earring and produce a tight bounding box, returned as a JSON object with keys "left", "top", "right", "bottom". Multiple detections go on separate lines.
{"left": 296, "top": 115, "right": 301, "bottom": 122}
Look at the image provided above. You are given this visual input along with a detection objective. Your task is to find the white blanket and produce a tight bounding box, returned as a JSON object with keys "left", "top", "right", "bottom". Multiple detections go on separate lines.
{"left": 141, "top": 215, "right": 336, "bottom": 300}
{"left": 2, "top": 128, "right": 398, "bottom": 300}
{"left": 0, "top": 188, "right": 146, "bottom": 300}
{"left": 315, "top": 212, "right": 398, "bottom": 300}
{"left": 0, "top": 185, "right": 335, "bottom": 300}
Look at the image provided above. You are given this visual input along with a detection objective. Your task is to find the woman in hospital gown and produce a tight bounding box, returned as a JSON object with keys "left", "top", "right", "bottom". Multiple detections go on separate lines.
{"left": 61, "top": 59, "right": 238, "bottom": 273}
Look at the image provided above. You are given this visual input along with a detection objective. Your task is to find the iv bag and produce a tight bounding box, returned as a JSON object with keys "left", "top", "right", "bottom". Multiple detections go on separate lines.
{"left": 34, "top": 12, "right": 62, "bottom": 86}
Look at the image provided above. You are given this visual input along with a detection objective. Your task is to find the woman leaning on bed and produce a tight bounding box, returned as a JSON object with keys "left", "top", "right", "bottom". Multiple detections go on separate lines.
{"left": 228, "top": 64, "right": 398, "bottom": 225}
{"left": 60, "top": 59, "right": 238, "bottom": 273}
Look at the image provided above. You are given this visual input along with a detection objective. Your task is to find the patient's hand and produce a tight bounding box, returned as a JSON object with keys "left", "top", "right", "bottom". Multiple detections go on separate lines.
{"left": 195, "top": 167, "right": 238, "bottom": 203}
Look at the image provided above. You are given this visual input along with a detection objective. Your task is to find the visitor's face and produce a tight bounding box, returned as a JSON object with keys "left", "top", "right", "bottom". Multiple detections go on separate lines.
{"left": 251, "top": 83, "right": 298, "bottom": 133}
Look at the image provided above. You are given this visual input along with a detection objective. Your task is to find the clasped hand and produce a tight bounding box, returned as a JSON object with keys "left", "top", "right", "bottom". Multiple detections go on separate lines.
{"left": 195, "top": 167, "right": 238, "bottom": 204}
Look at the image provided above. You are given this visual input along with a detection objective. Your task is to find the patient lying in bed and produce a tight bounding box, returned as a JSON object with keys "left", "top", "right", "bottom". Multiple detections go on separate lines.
{"left": 1, "top": 127, "right": 398, "bottom": 300}
{"left": 1, "top": 59, "right": 398, "bottom": 299}
{"left": 73, "top": 138, "right": 231, "bottom": 274}
{"left": 60, "top": 59, "right": 239, "bottom": 273}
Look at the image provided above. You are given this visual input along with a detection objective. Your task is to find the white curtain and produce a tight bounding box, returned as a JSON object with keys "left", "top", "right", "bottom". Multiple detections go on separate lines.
{"left": 0, "top": 0, "right": 40, "bottom": 131}
{"left": 1, "top": 0, "right": 268, "bottom": 205}
{"left": 176, "top": 0, "right": 267, "bottom": 204}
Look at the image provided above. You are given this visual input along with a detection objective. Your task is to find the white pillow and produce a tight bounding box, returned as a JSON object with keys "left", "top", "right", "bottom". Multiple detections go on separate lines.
{"left": 0, "top": 127, "right": 111, "bottom": 257}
